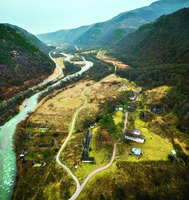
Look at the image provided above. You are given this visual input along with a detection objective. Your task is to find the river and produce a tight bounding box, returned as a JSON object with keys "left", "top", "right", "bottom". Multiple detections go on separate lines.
{"left": 0, "top": 53, "right": 93, "bottom": 200}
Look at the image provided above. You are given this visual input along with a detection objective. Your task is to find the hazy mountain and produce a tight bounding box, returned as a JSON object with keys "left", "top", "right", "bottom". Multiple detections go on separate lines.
{"left": 37, "top": 0, "right": 189, "bottom": 46}
{"left": 0, "top": 24, "right": 55, "bottom": 101}
{"left": 37, "top": 25, "right": 93, "bottom": 44}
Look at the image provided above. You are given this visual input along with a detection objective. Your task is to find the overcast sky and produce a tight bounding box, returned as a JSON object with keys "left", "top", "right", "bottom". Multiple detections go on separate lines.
{"left": 0, "top": 0, "right": 158, "bottom": 34}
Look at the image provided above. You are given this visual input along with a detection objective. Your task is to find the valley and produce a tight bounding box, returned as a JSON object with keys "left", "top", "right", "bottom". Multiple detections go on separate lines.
{"left": 0, "top": 1, "right": 189, "bottom": 200}
{"left": 12, "top": 48, "right": 189, "bottom": 199}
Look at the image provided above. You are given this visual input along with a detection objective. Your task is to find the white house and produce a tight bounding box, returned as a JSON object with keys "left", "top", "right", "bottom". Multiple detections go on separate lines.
{"left": 125, "top": 133, "right": 145, "bottom": 143}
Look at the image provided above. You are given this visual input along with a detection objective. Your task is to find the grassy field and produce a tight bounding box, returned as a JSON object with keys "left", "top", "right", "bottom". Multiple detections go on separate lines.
{"left": 29, "top": 82, "right": 85, "bottom": 131}
{"left": 144, "top": 85, "right": 172, "bottom": 106}
{"left": 60, "top": 127, "right": 113, "bottom": 183}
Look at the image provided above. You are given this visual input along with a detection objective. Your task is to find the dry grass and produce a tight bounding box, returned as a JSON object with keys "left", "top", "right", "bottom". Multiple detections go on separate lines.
{"left": 174, "top": 138, "right": 189, "bottom": 155}
{"left": 76, "top": 74, "right": 127, "bottom": 128}
{"left": 29, "top": 82, "right": 86, "bottom": 131}
{"left": 144, "top": 85, "right": 172, "bottom": 105}
{"left": 98, "top": 50, "right": 129, "bottom": 69}
{"left": 113, "top": 111, "right": 124, "bottom": 125}
{"left": 47, "top": 57, "right": 65, "bottom": 80}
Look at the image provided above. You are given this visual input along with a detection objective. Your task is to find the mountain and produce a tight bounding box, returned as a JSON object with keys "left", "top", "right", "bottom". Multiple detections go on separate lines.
{"left": 37, "top": 0, "right": 189, "bottom": 46}
{"left": 112, "top": 8, "right": 189, "bottom": 132}
{"left": 0, "top": 24, "right": 55, "bottom": 101}
{"left": 37, "top": 25, "right": 93, "bottom": 44}
{"left": 6, "top": 24, "right": 52, "bottom": 54}
{"left": 116, "top": 7, "right": 189, "bottom": 65}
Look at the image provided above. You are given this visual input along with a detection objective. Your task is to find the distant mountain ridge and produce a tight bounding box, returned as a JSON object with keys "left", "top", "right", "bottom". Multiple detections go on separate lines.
{"left": 37, "top": 0, "right": 189, "bottom": 46}
{"left": 37, "top": 25, "right": 93, "bottom": 44}
{"left": 0, "top": 23, "right": 55, "bottom": 101}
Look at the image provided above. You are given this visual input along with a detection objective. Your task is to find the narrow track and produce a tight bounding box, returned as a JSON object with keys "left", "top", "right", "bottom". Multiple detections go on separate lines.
{"left": 56, "top": 83, "right": 116, "bottom": 200}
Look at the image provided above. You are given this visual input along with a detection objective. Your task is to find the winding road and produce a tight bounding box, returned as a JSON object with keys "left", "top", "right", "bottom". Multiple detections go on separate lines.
{"left": 0, "top": 50, "right": 93, "bottom": 200}
{"left": 56, "top": 84, "right": 117, "bottom": 200}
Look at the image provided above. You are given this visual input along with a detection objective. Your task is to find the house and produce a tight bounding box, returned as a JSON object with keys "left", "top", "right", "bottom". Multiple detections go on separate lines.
{"left": 82, "top": 157, "right": 95, "bottom": 163}
{"left": 133, "top": 129, "right": 140, "bottom": 135}
{"left": 82, "top": 130, "right": 94, "bottom": 162}
{"left": 125, "top": 133, "right": 145, "bottom": 143}
{"left": 132, "top": 148, "right": 142, "bottom": 155}
{"left": 115, "top": 105, "right": 124, "bottom": 111}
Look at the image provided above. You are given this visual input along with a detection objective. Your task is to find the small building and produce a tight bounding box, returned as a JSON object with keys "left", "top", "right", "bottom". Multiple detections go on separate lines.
{"left": 125, "top": 133, "right": 145, "bottom": 143}
{"left": 171, "top": 150, "right": 177, "bottom": 155}
{"left": 132, "top": 148, "right": 142, "bottom": 155}
{"left": 115, "top": 105, "right": 124, "bottom": 111}
{"left": 82, "top": 130, "right": 94, "bottom": 162}
{"left": 82, "top": 157, "right": 95, "bottom": 163}
{"left": 133, "top": 129, "right": 140, "bottom": 135}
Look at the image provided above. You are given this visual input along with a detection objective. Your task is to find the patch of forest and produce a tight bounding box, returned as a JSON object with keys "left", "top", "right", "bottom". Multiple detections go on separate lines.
{"left": 63, "top": 61, "right": 81, "bottom": 76}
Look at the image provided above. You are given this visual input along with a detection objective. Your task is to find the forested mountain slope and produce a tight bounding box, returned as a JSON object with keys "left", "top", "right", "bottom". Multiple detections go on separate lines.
{"left": 116, "top": 8, "right": 189, "bottom": 65}
{"left": 0, "top": 24, "right": 55, "bottom": 101}
{"left": 37, "top": 0, "right": 189, "bottom": 46}
{"left": 110, "top": 8, "right": 189, "bottom": 132}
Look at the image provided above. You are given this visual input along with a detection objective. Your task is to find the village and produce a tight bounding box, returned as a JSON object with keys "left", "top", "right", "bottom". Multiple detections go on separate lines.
{"left": 19, "top": 78, "right": 177, "bottom": 170}
{"left": 14, "top": 69, "right": 188, "bottom": 200}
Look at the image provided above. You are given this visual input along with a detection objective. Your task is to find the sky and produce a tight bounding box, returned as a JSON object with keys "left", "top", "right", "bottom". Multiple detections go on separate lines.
{"left": 0, "top": 0, "right": 158, "bottom": 35}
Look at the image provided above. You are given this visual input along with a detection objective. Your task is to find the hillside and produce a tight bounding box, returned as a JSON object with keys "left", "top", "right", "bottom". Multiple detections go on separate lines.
{"left": 6, "top": 24, "right": 53, "bottom": 54}
{"left": 116, "top": 8, "right": 189, "bottom": 65}
{"left": 110, "top": 8, "right": 189, "bottom": 132}
{"left": 0, "top": 24, "right": 55, "bottom": 101}
{"left": 37, "top": 0, "right": 189, "bottom": 46}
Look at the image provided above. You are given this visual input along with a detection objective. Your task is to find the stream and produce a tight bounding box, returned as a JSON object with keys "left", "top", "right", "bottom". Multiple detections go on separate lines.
{"left": 0, "top": 53, "right": 93, "bottom": 200}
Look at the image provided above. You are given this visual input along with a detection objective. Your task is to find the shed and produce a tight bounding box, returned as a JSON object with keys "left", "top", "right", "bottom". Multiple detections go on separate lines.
{"left": 82, "top": 157, "right": 95, "bottom": 163}
{"left": 132, "top": 148, "right": 142, "bottom": 155}
{"left": 171, "top": 150, "right": 177, "bottom": 155}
